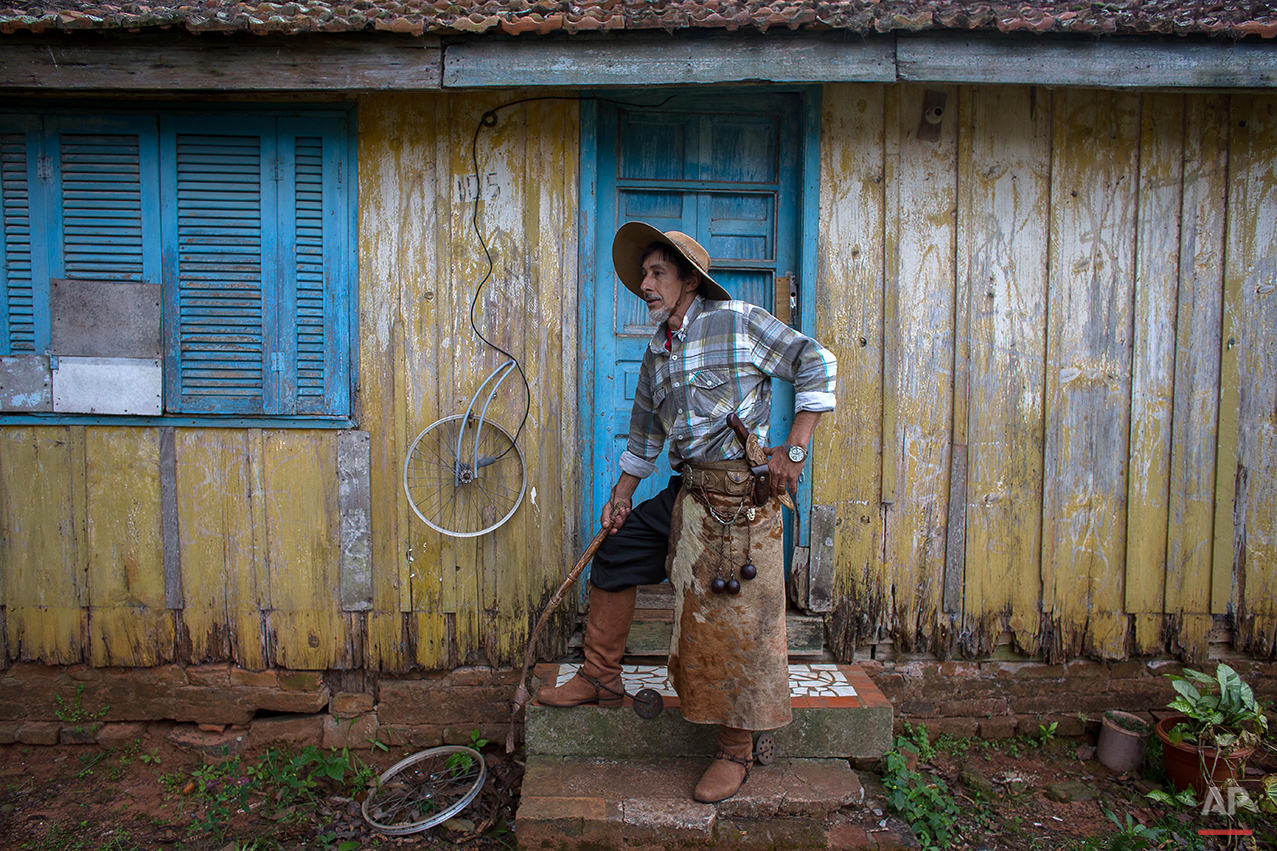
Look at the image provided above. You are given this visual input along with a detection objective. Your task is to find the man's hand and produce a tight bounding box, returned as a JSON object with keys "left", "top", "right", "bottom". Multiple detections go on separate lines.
{"left": 601, "top": 496, "right": 632, "bottom": 535}
{"left": 765, "top": 447, "right": 803, "bottom": 499}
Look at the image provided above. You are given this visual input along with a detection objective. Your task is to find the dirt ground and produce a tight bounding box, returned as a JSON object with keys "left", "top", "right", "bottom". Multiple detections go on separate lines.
{"left": 0, "top": 724, "right": 1273, "bottom": 851}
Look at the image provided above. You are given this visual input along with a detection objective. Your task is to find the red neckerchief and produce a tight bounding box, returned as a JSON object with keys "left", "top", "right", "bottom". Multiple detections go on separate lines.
{"left": 665, "top": 325, "right": 674, "bottom": 352}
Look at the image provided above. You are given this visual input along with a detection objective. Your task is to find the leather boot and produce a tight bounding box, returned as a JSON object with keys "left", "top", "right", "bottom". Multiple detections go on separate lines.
{"left": 536, "top": 585, "right": 637, "bottom": 708}
{"left": 693, "top": 726, "right": 755, "bottom": 803}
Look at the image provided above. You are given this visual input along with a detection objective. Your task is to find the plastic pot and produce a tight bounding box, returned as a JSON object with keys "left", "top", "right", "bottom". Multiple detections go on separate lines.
{"left": 1097, "top": 711, "right": 1150, "bottom": 773}
{"left": 1154, "top": 715, "right": 1253, "bottom": 798}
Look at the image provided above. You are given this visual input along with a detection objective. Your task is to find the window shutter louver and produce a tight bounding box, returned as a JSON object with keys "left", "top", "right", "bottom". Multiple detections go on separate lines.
{"left": 162, "top": 125, "right": 268, "bottom": 414}
{"left": 0, "top": 132, "right": 33, "bottom": 354}
{"left": 59, "top": 134, "right": 146, "bottom": 281}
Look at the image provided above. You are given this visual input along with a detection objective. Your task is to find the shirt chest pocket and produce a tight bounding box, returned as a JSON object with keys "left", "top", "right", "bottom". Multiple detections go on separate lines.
{"left": 687, "top": 369, "right": 736, "bottom": 420}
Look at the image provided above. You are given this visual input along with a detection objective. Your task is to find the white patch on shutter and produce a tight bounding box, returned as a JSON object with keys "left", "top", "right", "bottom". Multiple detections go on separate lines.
{"left": 52, "top": 356, "right": 161, "bottom": 415}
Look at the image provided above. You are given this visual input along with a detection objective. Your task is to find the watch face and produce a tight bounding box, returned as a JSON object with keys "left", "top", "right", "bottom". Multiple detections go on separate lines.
{"left": 788, "top": 445, "right": 805, "bottom": 463}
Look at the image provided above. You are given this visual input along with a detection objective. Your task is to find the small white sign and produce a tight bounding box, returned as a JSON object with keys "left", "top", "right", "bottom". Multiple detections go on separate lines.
{"left": 52, "top": 356, "right": 162, "bottom": 415}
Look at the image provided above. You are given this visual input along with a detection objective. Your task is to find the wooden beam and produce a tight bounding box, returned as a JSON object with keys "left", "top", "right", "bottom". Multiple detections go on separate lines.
{"left": 0, "top": 33, "right": 442, "bottom": 91}
{"left": 899, "top": 35, "right": 1277, "bottom": 89}
{"left": 444, "top": 33, "right": 896, "bottom": 87}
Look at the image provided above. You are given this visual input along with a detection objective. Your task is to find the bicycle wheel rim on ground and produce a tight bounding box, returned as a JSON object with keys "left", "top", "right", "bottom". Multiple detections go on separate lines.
{"left": 362, "top": 745, "right": 487, "bottom": 835}
{"left": 403, "top": 414, "right": 527, "bottom": 538}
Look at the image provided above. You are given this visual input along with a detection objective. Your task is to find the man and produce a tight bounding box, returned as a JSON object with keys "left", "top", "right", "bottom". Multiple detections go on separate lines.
{"left": 538, "top": 222, "right": 837, "bottom": 803}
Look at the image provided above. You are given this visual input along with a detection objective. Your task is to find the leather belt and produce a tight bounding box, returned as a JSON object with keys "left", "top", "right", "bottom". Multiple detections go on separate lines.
{"left": 681, "top": 460, "right": 754, "bottom": 498}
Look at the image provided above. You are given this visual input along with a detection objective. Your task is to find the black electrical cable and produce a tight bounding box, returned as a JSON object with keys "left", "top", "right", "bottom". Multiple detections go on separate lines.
{"left": 464, "top": 93, "right": 678, "bottom": 455}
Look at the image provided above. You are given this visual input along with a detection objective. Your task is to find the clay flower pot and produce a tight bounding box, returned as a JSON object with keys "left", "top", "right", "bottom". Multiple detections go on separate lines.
{"left": 1097, "top": 711, "right": 1150, "bottom": 773}
{"left": 1155, "top": 715, "right": 1253, "bottom": 798}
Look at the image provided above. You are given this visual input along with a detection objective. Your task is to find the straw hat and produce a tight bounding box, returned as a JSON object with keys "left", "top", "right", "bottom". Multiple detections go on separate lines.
{"left": 611, "top": 221, "right": 731, "bottom": 302}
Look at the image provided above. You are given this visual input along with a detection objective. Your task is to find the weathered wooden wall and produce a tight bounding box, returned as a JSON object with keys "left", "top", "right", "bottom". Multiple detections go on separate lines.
{"left": 356, "top": 92, "right": 581, "bottom": 673}
{"left": 817, "top": 84, "right": 1277, "bottom": 663}
{"left": 1, "top": 84, "right": 1273, "bottom": 673}
{"left": 0, "top": 92, "right": 581, "bottom": 673}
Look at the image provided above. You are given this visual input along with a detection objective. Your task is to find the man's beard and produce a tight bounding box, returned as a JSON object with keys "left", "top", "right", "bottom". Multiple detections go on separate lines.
{"left": 648, "top": 305, "right": 671, "bottom": 324}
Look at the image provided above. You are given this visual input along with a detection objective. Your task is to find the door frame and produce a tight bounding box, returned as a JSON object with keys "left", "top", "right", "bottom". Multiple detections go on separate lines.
{"left": 576, "top": 85, "right": 824, "bottom": 557}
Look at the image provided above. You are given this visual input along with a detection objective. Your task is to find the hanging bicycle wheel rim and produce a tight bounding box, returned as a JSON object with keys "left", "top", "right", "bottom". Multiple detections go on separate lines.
{"left": 403, "top": 414, "right": 527, "bottom": 538}
{"left": 362, "top": 745, "right": 487, "bottom": 835}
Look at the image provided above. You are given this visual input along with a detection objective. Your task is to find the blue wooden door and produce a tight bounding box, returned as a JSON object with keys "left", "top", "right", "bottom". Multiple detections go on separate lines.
{"left": 584, "top": 91, "right": 803, "bottom": 543}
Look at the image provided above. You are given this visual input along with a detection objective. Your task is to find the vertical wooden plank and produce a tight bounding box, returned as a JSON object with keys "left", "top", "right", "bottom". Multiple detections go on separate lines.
{"left": 84, "top": 427, "right": 172, "bottom": 667}
{"left": 263, "top": 430, "right": 346, "bottom": 670}
{"left": 958, "top": 86, "right": 1051, "bottom": 652}
{"left": 1043, "top": 89, "right": 1141, "bottom": 660}
{"left": 0, "top": 427, "right": 86, "bottom": 664}
{"left": 175, "top": 428, "right": 267, "bottom": 669}
{"left": 1124, "top": 93, "right": 1183, "bottom": 650}
{"left": 357, "top": 93, "right": 440, "bottom": 671}
{"left": 1220, "top": 94, "right": 1277, "bottom": 656}
{"left": 882, "top": 84, "right": 958, "bottom": 651}
{"left": 1164, "top": 95, "right": 1229, "bottom": 658}
{"left": 816, "top": 84, "right": 887, "bottom": 657}
{"left": 880, "top": 88, "right": 900, "bottom": 508}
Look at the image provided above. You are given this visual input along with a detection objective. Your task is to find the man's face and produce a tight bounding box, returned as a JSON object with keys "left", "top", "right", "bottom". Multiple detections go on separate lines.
{"left": 640, "top": 251, "right": 696, "bottom": 324}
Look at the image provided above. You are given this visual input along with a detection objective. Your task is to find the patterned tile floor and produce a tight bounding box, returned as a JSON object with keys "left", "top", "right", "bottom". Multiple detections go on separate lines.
{"left": 554, "top": 662, "right": 859, "bottom": 699}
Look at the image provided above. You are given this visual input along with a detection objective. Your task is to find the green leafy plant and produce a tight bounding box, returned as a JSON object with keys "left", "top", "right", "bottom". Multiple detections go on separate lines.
{"left": 1145, "top": 786, "right": 1197, "bottom": 810}
{"left": 54, "top": 683, "right": 110, "bottom": 731}
{"left": 139, "top": 749, "right": 161, "bottom": 767}
{"left": 882, "top": 734, "right": 960, "bottom": 850}
{"left": 1098, "top": 807, "right": 1166, "bottom": 851}
{"left": 1164, "top": 662, "right": 1268, "bottom": 751}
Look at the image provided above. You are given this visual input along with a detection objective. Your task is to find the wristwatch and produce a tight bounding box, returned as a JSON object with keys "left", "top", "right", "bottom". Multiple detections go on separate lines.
{"left": 783, "top": 442, "right": 807, "bottom": 464}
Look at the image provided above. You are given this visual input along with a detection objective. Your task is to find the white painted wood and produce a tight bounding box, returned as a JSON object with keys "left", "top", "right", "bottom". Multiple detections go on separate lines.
{"left": 445, "top": 34, "right": 896, "bottom": 87}
{"left": 900, "top": 35, "right": 1277, "bottom": 89}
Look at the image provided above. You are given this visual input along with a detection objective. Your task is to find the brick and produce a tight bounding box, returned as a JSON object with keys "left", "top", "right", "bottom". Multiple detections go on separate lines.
{"left": 10, "top": 664, "right": 64, "bottom": 683}
{"left": 1109, "top": 661, "right": 1147, "bottom": 679}
{"left": 442, "top": 724, "right": 508, "bottom": 748}
{"left": 0, "top": 722, "right": 19, "bottom": 744}
{"left": 331, "top": 692, "right": 374, "bottom": 718}
{"left": 515, "top": 795, "right": 621, "bottom": 849}
{"left": 96, "top": 721, "right": 149, "bottom": 749}
{"left": 978, "top": 716, "right": 1017, "bottom": 740}
{"left": 16, "top": 722, "right": 62, "bottom": 745}
{"left": 939, "top": 661, "right": 982, "bottom": 678}
{"left": 167, "top": 724, "right": 249, "bottom": 760}
{"left": 921, "top": 717, "right": 978, "bottom": 739}
{"left": 323, "top": 714, "right": 378, "bottom": 750}
{"left": 377, "top": 724, "right": 444, "bottom": 749}
{"left": 229, "top": 667, "right": 278, "bottom": 688}
{"left": 1017, "top": 714, "right": 1085, "bottom": 738}
{"left": 277, "top": 670, "right": 323, "bottom": 691}
{"left": 250, "top": 714, "right": 324, "bottom": 748}
{"left": 447, "top": 666, "right": 518, "bottom": 687}
{"left": 1064, "top": 660, "right": 1110, "bottom": 678}
{"left": 185, "top": 664, "right": 231, "bottom": 687}
{"left": 937, "top": 698, "right": 1009, "bottom": 718}
{"left": 60, "top": 723, "right": 102, "bottom": 745}
{"left": 171, "top": 688, "right": 253, "bottom": 726}
{"left": 828, "top": 824, "right": 874, "bottom": 849}
{"left": 993, "top": 661, "right": 1065, "bottom": 679}
{"left": 377, "top": 681, "right": 510, "bottom": 725}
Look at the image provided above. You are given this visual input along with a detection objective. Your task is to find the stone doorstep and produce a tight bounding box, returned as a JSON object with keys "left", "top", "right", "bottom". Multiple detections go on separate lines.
{"left": 516, "top": 755, "right": 876, "bottom": 850}
{"left": 526, "top": 662, "right": 893, "bottom": 760}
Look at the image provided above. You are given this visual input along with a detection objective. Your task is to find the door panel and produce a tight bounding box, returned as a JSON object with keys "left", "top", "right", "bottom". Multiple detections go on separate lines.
{"left": 589, "top": 91, "right": 802, "bottom": 526}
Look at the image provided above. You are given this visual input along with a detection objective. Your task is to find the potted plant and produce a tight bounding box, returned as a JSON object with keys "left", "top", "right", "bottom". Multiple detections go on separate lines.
{"left": 1097, "top": 710, "right": 1151, "bottom": 772}
{"left": 1156, "top": 662, "right": 1269, "bottom": 798}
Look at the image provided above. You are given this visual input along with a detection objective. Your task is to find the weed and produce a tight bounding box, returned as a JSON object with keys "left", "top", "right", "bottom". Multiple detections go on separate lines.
{"left": 53, "top": 683, "right": 110, "bottom": 730}
{"left": 1098, "top": 807, "right": 1165, "bottom": 851}
{"left": 317, "top": 832, "right": 362, "bottom": 851}
{"left": 882, "top": 734, "right": 961, "bottom": 850}
{"left": 75, "top": 751, "right": 108, "bottom": 779}
{"left": 140, "top": 749, "right": 161, "bottom": 767}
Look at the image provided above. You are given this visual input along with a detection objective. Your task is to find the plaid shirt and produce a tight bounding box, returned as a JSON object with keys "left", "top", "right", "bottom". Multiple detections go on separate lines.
{"left": 620, "top": 296, "right": 838, "bottom": 479}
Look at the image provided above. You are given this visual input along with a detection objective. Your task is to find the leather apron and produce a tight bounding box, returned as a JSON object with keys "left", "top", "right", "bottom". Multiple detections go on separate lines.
{"left": 666, "top": 460, "right": 792, "bottom": 731}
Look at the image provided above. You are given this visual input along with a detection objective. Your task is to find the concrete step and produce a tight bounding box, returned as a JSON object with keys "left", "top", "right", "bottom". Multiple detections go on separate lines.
{"left": 528, "top": 663, "right": 892, "bottom": 760}
{"left": 517, "top": 755, "right": 914, "bottom": 850}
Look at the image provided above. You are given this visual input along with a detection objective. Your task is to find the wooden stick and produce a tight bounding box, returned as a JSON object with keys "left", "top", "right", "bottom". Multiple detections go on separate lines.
{"left": 506, "top": 527, "right": 610, "bottom": 753}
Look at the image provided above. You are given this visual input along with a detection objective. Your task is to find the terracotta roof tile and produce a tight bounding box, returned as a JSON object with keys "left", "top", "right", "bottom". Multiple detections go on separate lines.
{"left": 0, "top": 0, "right": 1273, "bottom": 38}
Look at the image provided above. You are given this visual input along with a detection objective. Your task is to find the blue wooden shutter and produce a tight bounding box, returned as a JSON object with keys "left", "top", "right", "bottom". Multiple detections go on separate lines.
{"left": 161, "top": 118, "right": 271, "bottom": 414}
{"left": 277, "top": 117, "right": 349, "bottom": 416}
{"left": 55, "top": 118, "right": 160, "bottom": 284}
{"left": 0, "top": 125, "right": 34, "bottom": 355}
{"left": 162, "top": 114, "right": 350, "bottom": 417}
